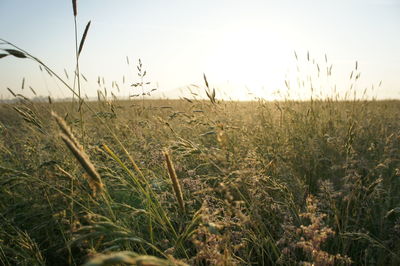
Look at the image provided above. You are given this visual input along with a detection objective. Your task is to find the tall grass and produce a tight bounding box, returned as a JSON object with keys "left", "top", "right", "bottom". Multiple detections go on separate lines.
{"left": 1, "top": 97, "right": 399, "bottom": 265}
{"left": 0, "top": 2, "right": 399, "bottom": 265}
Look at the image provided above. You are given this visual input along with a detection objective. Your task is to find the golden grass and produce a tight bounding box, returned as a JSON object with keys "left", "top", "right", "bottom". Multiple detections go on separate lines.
{"left": 163, "top": 150, "right": 185, "bottom": 213}
{"left": 52, "top": 111, "right": 103, "bottom": 196}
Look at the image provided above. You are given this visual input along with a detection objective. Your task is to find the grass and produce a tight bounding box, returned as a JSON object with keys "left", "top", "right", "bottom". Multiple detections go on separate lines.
{"left": 0, "top": 98, "right": 399, "bottom": 265}
{"left": 0, "top": 2, "right": 399, "bottom": 265}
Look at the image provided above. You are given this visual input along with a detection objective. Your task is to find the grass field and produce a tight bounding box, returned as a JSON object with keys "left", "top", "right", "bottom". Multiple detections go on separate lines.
{"left": 1, "top": 1, "right": 399, "bottom": 264}
{"left": 0, "top": 97, "right": 399, "bottom": 265}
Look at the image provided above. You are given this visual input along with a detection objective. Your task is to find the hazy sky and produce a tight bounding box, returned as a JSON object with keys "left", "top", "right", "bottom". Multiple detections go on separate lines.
{"left": 0, "top": 0, "right": 399, "bottom": 100}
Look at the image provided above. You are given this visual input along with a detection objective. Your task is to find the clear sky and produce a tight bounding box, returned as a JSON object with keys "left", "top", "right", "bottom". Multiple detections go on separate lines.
{"left": 0, "top": 0, "right": 399, "bottom": 100}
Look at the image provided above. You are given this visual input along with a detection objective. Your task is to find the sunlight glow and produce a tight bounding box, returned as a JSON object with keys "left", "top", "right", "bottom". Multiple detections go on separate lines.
{"left": 203, "top": 22, "right": 296, "bottom": 100}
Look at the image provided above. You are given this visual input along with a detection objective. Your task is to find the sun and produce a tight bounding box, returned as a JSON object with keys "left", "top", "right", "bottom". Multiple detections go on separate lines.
{"left": 202, "top": 22, "right": 298, "bottom": 100}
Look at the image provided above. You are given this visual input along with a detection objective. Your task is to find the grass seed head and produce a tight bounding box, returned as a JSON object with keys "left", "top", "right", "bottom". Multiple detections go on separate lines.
{"left": 60, "top": 134, "right": 103, "bottom": 196}
{"left": 72, "top": 0, "right": 77, "bottom": 16}
{"left": 52, "top": 111, "right": 103, "bottom": 196}
{"left": 163, "top": 150, "right": 185, "bottom": 213}
{"left": 51, "top": 111, "right": 83, "bottom": 151}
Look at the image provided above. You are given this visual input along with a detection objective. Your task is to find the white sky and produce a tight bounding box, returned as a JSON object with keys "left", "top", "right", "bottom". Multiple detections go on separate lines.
{"left": 0, "top": 0, "right": 399, "bottom": 100}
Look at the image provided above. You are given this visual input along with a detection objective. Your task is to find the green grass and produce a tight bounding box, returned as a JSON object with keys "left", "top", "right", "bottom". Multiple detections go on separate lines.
{"left": 0, "top": 98, "right": 399, "bottom": 265}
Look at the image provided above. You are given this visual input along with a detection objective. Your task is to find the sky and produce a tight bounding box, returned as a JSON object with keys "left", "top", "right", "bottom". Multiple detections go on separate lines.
{"left": 0, "top": 0, "right": 399, "bottom": 101}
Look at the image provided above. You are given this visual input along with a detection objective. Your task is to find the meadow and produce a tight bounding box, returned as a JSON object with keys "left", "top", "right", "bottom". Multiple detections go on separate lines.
{"left": 1, "top": 1, "right": 400, "bottom": 265}
{"left": 0, "top": 95, "right": 399, "bottom": 265}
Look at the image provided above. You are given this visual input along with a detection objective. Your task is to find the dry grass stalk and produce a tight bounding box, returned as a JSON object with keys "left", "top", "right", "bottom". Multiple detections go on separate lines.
{"left": 126, "top": 152, "right": 144, "bottom": 178}
{"left": 52, "top": 111, "right": 103, "bottom": 196}
{"left": 84, "top": 251, "right": 188, "bottom": 266}
{"left": 56, "top": 165, "right": 76, "bottom": 180}
{"left": 163, "top": 150, "right": 185, "bottom": 213}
